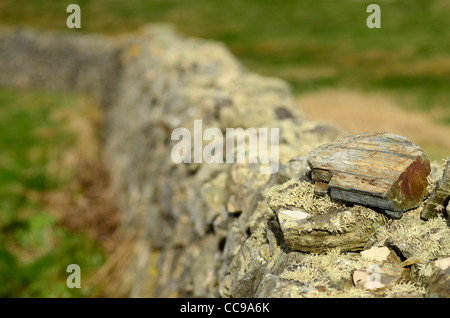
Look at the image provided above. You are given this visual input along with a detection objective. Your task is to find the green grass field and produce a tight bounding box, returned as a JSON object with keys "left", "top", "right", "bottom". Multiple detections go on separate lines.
{"left": 0, "top": 0, "right": 449, "bottom": 297}
{"left": 0, "top": 87, "right": 105, "bottom": 297}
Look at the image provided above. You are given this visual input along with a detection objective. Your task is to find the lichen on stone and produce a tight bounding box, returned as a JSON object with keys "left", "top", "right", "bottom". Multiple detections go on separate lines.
{"left": 309, "top": 286, "right": 373, "bottom": 298}
{"left": 265, "top": 179, "right": 343, "bottom": 214}
{"left": 370, "top": 209, "right": 450, "bottom": 262}
{"left": 383, "top": 282, "right": 425, "bottom": 298}
{"left": 416, "top": 262, "right": 437, "bottom": 280}
{"left": 281, "top": 248, "right": 363, "bottom": 285}
{"left": 266, "top": 179, "right": 387, "bottom": 253}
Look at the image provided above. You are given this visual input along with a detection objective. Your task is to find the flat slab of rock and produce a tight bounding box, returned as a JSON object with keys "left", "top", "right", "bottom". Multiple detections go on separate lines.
{"left": 276, "top": 206, "right": 385, "bottom": 253}
{"left": 266, "top": 180, "right": 386, "bottom": 253}
{"left": 307, "top": 132, "right": 431, "bottom": 218}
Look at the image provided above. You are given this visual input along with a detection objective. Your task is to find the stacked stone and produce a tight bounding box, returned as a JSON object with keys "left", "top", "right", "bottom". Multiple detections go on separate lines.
{"left": 0, "top": 24, "right": 448, "bottom": 298}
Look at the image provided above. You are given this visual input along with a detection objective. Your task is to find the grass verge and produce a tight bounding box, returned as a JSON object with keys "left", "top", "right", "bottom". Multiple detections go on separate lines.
{"left": 0, "top": 86, "right": 122, "bottom": 297}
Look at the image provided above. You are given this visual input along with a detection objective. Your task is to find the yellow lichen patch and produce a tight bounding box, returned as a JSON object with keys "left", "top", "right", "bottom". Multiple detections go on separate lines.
{"left": 373, "top": 211, "right": 450, "bottom": 263}
{"left": 265, "top": 179, "right": 343, "bottom": 214}
{"left": 287, "top": 209, "right": 360, "bottom": 235}
{"left": 384, "top": 282, "right": 425, "bottom": 298}
{"left": 280, "top": 247, "right": 404, "bottom": 292}
{"left": 281, "top": 248, "right": 363, "bottom": 285}
{"left": 309, "top": 286, "right": 373, "bottom": 298}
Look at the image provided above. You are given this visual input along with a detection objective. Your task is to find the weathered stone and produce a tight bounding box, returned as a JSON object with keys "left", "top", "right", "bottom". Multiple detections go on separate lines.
{"left": 421, "top": 157, "right": 450, "bottom": 222}
{"left": 226, "top": 163, "right": 271, "bottom": 214}
{"left": 280, "top": 249, "right": 370, "bottom": 296}
{"left": 277, "top": 206, "right": 385, "bottom": 253}
{"left": 385, "top": 219, "right": 450, "bottom": 262}
{"left": 266, "top": 180, "right": 386, "bottom": 253}
{"left": 409, "top": 256, "right": 450, "bottom": 289}
{"left": 307, "top": 131, "right": 431, "bottom": 218}
{"left": 220, "top": 219, "right": 245, "bottom": 265}
{"left": 272, "top": 156, "right": 311, "bottom": 184}
{"left": 361, "top": 246, "right": 400, "bottom": 264}
{"left": 400, "top": 257, "right": 421, "bottom": 268}
{"left": 448, "top": 202, "right": 450, "bottom": 226}
{"left": 426, "top": 265, "right": 450, "bottom": 298}
{"left": 352, "top": 253, "right": 417, "bottom": 297}
{"left": 435, "top": 256, "right": 450, "bottom": 271}
{"left": 353, "top": 266, "right": 404, "bottom": 290}
{"left": 361, "top": 246, "right": 389, "bottom": 262}
{"left": 367, "top": 208, "right": 450, "bottom": 263}
{"left": 255, "top": 274, "right": 311, "bottom": 298}
{"left": 228, "top": 238, "right": 269, "bottom": 298}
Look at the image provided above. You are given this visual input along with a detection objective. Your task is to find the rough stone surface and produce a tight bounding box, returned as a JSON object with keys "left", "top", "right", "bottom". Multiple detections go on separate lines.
{"left": 0, "top": 25, "right": 448, "bottom": 298}
{"left": 426, "top": 267, "right": 450, "bottom": 298}
{"left": 421, "top": 157, "right": 450, "bottom": 222}
{"left": 266, "top": 180, "right": 386, "bottom": 253}
{"left": 361, "top": 246, "right": 398, "bottom": 264}
{"left": 353, "top": 266, "right": 404, "bottom": 291}
{"left": 307, "top": 131, "right": 431, "bottom": 219}
{"left": 448, "top": 202, "right": 450, "bottom": 226}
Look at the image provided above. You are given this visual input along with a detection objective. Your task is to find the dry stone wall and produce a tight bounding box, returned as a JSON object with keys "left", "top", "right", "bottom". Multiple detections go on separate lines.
{"left": 0, "top": 24, "right": 448, "bottom": 298}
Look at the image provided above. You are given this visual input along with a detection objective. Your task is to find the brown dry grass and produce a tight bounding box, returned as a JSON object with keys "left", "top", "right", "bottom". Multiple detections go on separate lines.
{"left": 296, "top": 89, "right": 450, "bottom": 161}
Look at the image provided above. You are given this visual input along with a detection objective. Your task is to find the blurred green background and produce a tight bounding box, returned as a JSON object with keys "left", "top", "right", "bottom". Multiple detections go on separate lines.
{"left": 0, "top": 0, "right": 449, "bottom": 297}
